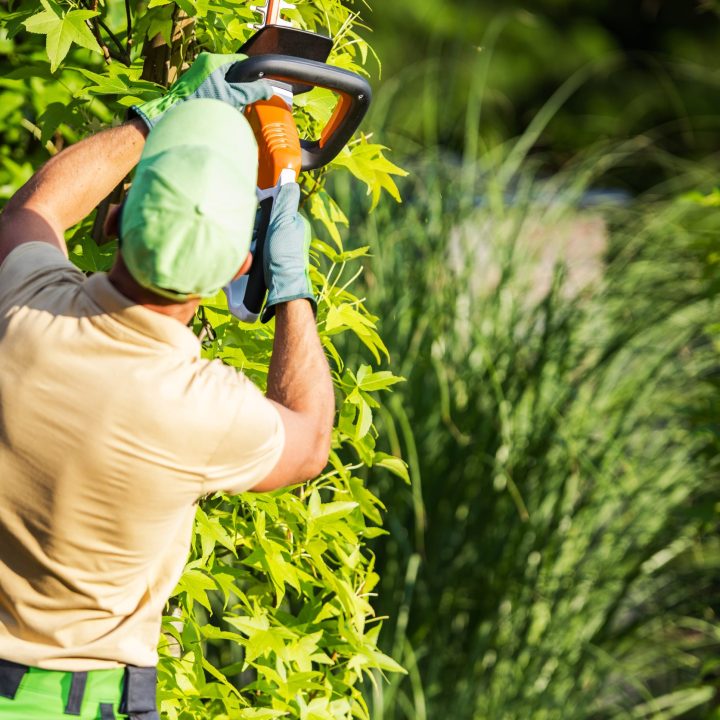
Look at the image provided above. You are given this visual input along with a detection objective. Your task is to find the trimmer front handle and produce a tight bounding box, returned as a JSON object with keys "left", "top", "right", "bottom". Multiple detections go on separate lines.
{"left": 226, "top": 54, "right": 372, "bottom": 170}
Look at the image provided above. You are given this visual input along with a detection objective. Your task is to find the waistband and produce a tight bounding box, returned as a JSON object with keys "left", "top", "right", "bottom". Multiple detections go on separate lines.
{"left": 0, "top": 658, "right": 158, "bottom": 719}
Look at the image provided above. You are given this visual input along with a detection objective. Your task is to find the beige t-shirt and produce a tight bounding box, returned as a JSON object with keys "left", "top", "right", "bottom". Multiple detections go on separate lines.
{"left": 0, "top": 242, "right": 284, "bottom": 670}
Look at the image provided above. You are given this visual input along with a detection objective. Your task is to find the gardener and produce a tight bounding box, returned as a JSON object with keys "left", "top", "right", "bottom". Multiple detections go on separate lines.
{"left": 0, "top": 54, "right": 334, "bottom": 719}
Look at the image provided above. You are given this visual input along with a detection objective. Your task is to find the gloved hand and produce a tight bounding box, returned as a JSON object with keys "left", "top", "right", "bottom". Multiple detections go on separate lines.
{"left": 130, "top": 52, "right": 272, "bottom": 131}
{"left": 262, "top": 182, "right": 316, "bottom": 322}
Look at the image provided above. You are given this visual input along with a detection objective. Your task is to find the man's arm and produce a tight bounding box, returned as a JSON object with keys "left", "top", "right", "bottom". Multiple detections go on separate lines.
{"left": 0, "top": 53, "right": 271, "bottom": 268}
{"left": 0, "top": 119, "right": 148, "bottom": 265}
{"left": 252, "top": 299, "right": 335, "bottom": 491}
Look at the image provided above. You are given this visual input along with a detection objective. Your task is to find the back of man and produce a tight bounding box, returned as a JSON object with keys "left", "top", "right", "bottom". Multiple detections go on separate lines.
{"left": 0, "top": 241, "right": 284, "bottom": 671}
{"left": 0, "top": 59, "right": 335, "bottom": 719}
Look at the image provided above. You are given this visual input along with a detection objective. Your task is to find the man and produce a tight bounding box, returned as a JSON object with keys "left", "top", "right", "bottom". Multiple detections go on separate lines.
{"left": 0, "top": 53, "right": 335, "bottom": 719}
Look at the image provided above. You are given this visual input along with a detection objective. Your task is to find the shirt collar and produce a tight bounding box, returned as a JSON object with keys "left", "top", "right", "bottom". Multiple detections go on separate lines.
{"left": 82, "top": 274, "right": 201, "bottom": 357}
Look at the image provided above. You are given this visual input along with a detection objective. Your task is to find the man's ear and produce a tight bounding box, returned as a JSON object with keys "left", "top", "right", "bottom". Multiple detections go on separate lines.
{"left": 103, "top": 203, "right": 122, "bottom": 239}
{"left": 232, "top": 252, "right": 253, "bottom": 280}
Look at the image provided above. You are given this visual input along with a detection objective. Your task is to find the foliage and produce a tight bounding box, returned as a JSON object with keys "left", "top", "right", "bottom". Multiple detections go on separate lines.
{"left": 330, "top": 87, "right": 720, "bottom": 717}
{"left": 0, "top": 0, "right": 408, "bottom": 717}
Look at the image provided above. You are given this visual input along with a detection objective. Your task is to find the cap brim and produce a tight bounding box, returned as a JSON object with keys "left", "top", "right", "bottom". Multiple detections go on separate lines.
{"left": 142, "top": 98, "right": 258, "bottom": 166}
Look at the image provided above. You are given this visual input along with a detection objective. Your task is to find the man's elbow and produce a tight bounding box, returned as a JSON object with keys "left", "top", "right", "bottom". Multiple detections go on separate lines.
{"left": 306, "top": 450, "right": 330, "bottom": 479}
{"left": 304, "top": 432, "right": 331, "bottom": 479}
{"left": 255, "top": 405, "right": 334, "bottom": 491}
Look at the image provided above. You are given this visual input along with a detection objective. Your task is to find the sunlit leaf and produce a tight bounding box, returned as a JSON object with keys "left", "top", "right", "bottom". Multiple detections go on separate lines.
{"left": 24, "top": 0, "right": 101, "bottom": 72}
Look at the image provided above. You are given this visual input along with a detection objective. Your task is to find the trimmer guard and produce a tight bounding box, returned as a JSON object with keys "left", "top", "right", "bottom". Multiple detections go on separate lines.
{"left": 240, "top": 25, "right": 333, "bottom": 64}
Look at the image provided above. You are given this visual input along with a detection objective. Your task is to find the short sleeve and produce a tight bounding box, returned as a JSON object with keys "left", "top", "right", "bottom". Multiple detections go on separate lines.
{"left": 0, "top": 242, "right": 82, "bottom": 315}
{"left": 201, "top": 366, "right": 285, "bottom": 495}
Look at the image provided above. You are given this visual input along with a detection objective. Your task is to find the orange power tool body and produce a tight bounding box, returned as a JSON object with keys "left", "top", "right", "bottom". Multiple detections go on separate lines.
{"left": 224, "top": 0, "right": 372, "bottom": 323}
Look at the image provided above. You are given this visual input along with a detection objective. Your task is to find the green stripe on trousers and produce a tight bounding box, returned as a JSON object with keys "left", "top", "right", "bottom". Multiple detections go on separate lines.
{"left": 0, "top": 666, "right": 127, "bottom": 719}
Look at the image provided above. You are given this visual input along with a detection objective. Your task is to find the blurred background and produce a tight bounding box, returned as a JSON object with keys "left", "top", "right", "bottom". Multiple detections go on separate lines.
{"left": 333, "top": 1, "right": 720, "bottom": 718}
{"left": 367, "top": 0, "right": 720, "bottom": 187}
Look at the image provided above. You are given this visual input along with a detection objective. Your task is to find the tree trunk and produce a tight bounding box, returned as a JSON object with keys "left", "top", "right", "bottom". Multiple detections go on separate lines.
{"left": 141, "top": 6, "right": 195, "bottom": 85}
{"left": 93, "top": 5, "right": 195, "bottom": 245}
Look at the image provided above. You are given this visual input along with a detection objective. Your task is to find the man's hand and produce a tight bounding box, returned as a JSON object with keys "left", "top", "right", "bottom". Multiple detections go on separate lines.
{"left": 262, "top": 183, "right": 316, "bottom": 322}
{"left": 130, "top": 52, "right": 272, "bottom": 131}
{"left": 251, "top": 187, "right": 333, "bottom": 492}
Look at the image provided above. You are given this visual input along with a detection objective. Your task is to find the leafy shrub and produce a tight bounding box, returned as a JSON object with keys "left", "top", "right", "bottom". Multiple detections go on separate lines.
{"left": 0, "top": 1, "right": 408, "bottom": 717}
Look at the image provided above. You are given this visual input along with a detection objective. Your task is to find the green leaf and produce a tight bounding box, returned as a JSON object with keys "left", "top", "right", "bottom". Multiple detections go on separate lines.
{"left": 2, "top": 64, "right": 55, "bottom": 81}
{"left": 681, "top": 188, "right": 720, "bottom": 207}
{"left": 308, "top": 191, "right": 347, "bottom": 250}
{"left": 23, "top": 3, "right": 62, "bottom": 35}
{"left": 173, "top": 568, "right": 216, "bottom": 612}
{"left": 324, "top": 303, "right": 389, "bottom": 362}
{"left": 173, "top": 0, "right": 197, "bottom": 17}
{"left": 356, "top": 365, "right": 405, "bottom": 392}
{"left": 194, "top": 506, "right": 237, "bottom": 560}
{"left": 61, "top": 10, "right": 101, "bottom": 53}
{"left": 38, "top": 100, "right": 78, "bottom": 144}
{"left": 67, "top": 233, "right": 116, "bottom": 273}
{"left": 355, "top": 399, "right": 373, "bottom": 440}
{"left": 374, "top": 452, "right": 410, "bottom": 484}
{"left": 73, "top": 67, "right": 130, "bottom": 95}
{"left": 24, "top": 2, "right": 101, "bottom": 72}
{"left": 368, "top": 649, "right": 407, "bottom": 675}
{"left": 332, "top": 137, "right": 408, "bottom": 210}
{"left": 313, "top": 239, "right": 370, "bottom": 265}
{"left": 3, "top": 8, "right": 37, "bottom": 38}
{"left": 143, "top": 5, "right": 174, "bottom": 45}
{"left": 310, "top": 500, "right": 359, "bottom": 523}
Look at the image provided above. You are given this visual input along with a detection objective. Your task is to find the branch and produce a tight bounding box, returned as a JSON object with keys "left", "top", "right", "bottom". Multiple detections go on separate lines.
{"left": 124, "top": 0, "right": 132, "bottom": 55}
{"left": 299, "top": 167, "right": 328, "bottom": 210}
{"left": 87, "top": 18, "right": 112, "bottom": 64}
{"left": 91, "top": 182, "right": 124, "bottom": 246}
{"left": 81, "top": 0, "right": 131, "bottom": 65}
{"left": 19, "top": 118, "right": 58, "bottom": 156}
{"left": 97, "top": 17, "right": 131, "bottom": 65}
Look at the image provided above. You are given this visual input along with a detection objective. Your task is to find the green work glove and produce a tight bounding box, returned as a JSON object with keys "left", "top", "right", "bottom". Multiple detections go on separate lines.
{"left": 130, "top": 52, "right": 272, "bottom": 130}
{"left": 262, "top": 182, "right": 316, "bottom": 322}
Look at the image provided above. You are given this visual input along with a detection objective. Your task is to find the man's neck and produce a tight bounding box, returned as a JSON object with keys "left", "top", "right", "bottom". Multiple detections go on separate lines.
{"left": 108, "top": 255, "right": 200, "bottom": 326}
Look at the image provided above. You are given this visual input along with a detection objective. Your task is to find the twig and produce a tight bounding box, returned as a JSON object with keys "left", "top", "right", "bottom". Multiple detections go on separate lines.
{"left": 87, "top": 18, "right": 112, "bottom": 64}
{"left": 97, "top": 17, "right": 131, "bottom": 65}
{"left": 91, "top": 181, "right": 124, "bottom": 245}
{"left": 124, "top": 0, "right": 132, "bottom": 55}
{"left": 80, "top": 0, "right": 131, "bottom": 65}
{"left": 300, "top": 167, "right": 328, "bottom": 210}
{"left": 20, "top": 118, "right": 58, "bottom": 156}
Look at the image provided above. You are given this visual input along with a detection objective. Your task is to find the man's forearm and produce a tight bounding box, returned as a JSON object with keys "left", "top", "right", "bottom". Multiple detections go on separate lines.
{"left": 268, "top": 300, "right": 334, "bottom": 465}
{"left": 4, "top": 119, "right": 148, "bottom": 236}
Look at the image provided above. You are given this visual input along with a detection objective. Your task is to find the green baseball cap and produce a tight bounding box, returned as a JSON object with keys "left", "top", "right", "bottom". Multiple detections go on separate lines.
{"left": 120, "top": 98, "right": 258, "bottom": 300}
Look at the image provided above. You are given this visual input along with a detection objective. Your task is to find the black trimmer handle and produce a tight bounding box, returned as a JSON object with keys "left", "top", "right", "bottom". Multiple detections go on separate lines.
{"left": 245, "top": 196, "right": 274, "bottom": 317}
{"left": 224, "top": 194, "right": 276, "bottom": 324}
{"left": 226, "top": 54, "right": 372, "bottom": 171}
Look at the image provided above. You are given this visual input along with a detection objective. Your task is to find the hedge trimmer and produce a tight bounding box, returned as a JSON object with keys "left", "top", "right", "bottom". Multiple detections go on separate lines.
{"left": 224, "top": 0, "right": 372, "bottom": 323}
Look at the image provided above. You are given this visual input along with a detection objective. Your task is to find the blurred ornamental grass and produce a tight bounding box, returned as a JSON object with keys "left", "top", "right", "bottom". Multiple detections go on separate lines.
{"left": 327, "top": 47, "right": 720, "bottom": 720}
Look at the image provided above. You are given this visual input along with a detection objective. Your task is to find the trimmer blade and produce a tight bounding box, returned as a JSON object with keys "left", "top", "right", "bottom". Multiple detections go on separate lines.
{"left": 250, "top": 0, "right": 296, "bottom": 29}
